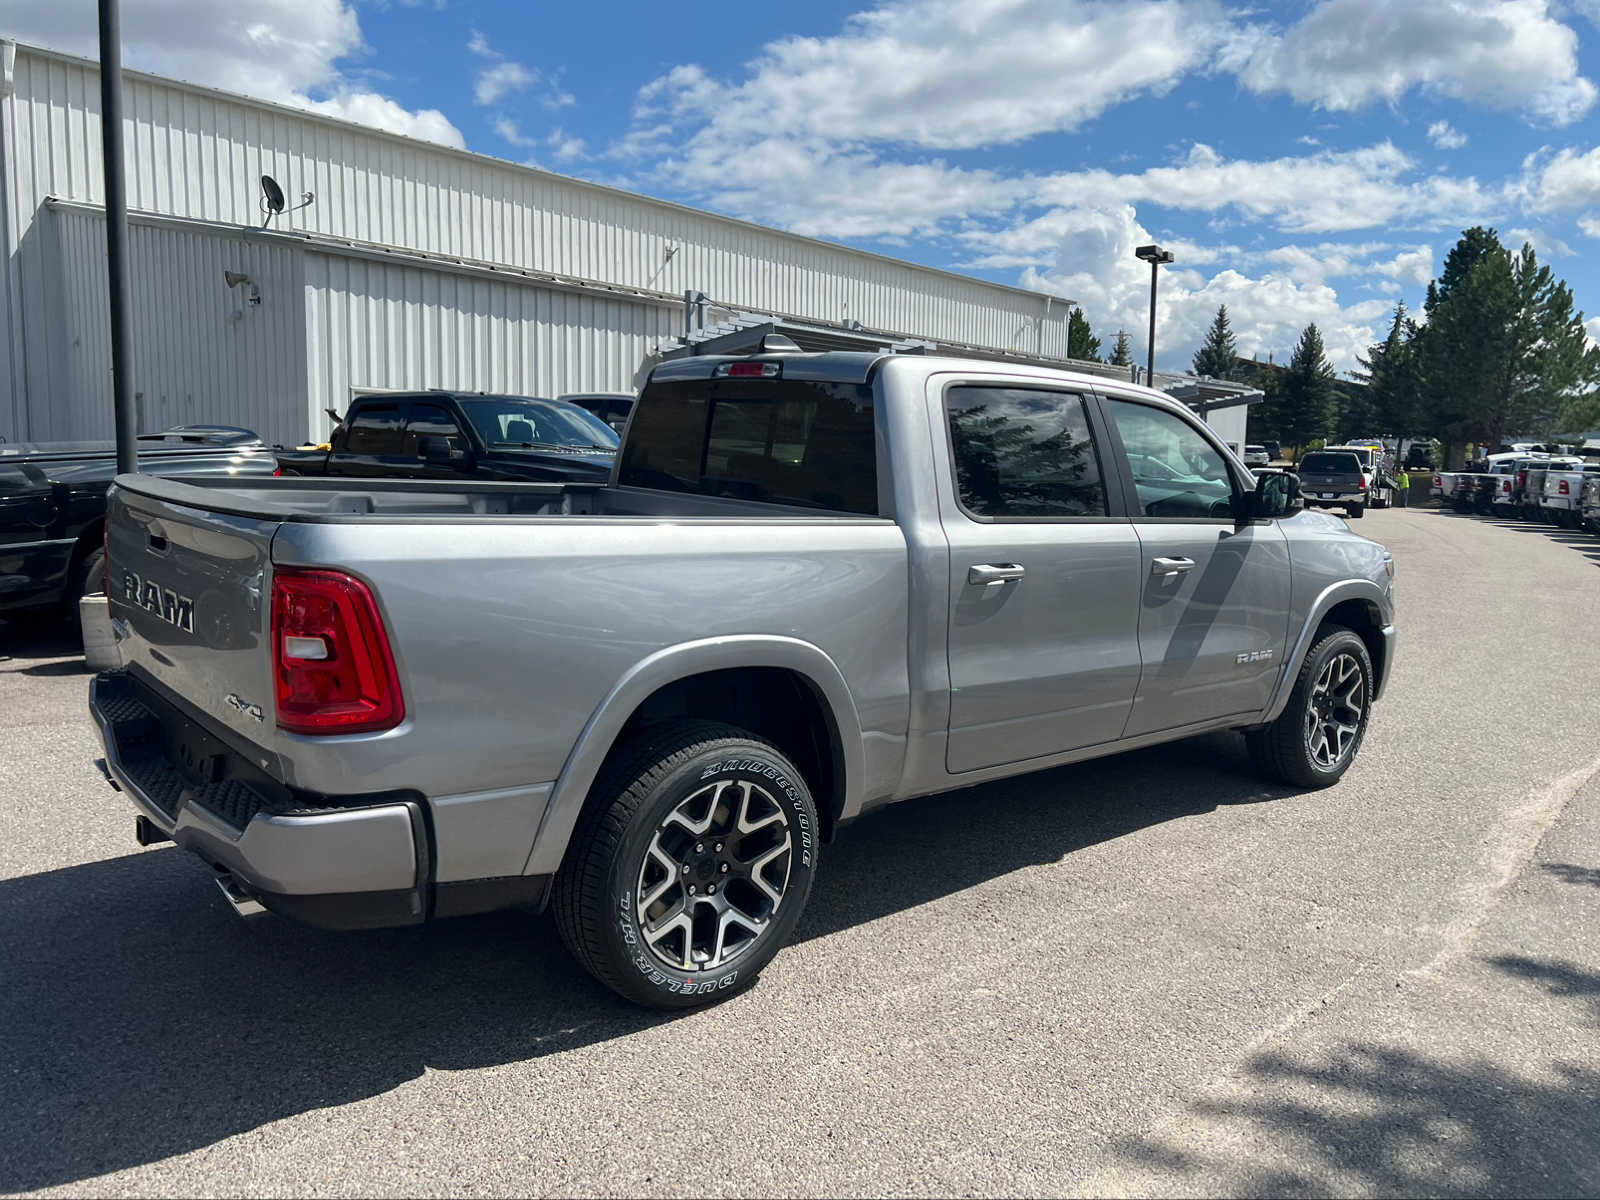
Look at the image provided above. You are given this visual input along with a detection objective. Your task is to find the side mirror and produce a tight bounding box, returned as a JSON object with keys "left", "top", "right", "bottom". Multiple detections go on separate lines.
{"left": 418, "top": 435, "right": 466, "bottom": 464}
{"left": 1240, "top": 470, "right": 1303, "bottom": 523}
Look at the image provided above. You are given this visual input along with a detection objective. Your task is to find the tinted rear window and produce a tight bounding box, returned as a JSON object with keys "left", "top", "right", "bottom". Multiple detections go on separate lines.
{"left": 1299, "top": 452, "right": 1361, "bottom": 473}
{"left": 620, "top": 378, "right": 878, "bottom": 514}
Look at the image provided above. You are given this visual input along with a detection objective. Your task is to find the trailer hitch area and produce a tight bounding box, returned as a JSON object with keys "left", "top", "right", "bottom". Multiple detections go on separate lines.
{"left": 213, "top": 872, "right": 267, "bottom": 919}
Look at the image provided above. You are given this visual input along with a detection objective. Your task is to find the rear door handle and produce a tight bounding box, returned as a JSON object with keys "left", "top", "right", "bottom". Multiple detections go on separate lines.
{"left": 1150, "top": 556, "right": 1195, "bottom": 577}
{"left": 967, "top": 563, "right": 1026, "bottom": 585}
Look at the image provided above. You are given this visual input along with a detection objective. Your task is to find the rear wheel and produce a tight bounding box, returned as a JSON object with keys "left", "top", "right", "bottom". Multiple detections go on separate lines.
{"left": 64, "top": 544, "right": 107, "bottom": 622}
{"left": 552, "top": 720, "right": 820, "bottom": 1008}
{"left": 1247, "top": 626, "right": 1373, "bottom": 789}
{"left": 1347, "top": 502, "right": 1365, "bottom": 519}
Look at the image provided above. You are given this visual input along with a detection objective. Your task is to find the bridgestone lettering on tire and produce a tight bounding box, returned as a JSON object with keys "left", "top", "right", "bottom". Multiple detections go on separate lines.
{"left": 552, "top": 720, "right": 819, "bottom": 1008}
{"left": 1246, "top": 625, "right": 1374, "bottom": 789}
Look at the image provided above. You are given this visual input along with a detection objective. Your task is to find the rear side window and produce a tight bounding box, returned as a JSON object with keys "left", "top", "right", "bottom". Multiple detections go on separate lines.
{"left": 944, "top": 387, "right": 1107, "bottom": 518}
{"left": 1299, "top": 452, "right": 1362, "bottom": 473}
{"left": 620, "top": 378, "right": 878, "bottom": 514}
{"left": 343, "top": 405, "right": 403, "bottom": 455}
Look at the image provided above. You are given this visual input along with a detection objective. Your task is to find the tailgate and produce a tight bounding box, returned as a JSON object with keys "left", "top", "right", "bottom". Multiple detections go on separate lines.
{"left": 106, "top": 481, "right": 279, "bottom": 742}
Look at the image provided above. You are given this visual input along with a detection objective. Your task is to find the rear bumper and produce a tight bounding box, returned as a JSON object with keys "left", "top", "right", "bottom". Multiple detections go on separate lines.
{"left": 89, "top": 670, "right": 427, "bottom": 929}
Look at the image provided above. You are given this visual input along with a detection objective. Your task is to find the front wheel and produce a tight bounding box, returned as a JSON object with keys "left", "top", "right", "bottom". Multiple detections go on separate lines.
{"left": 552, "top": 720, "right": 820, "bottom": 1008}
{"left": 1246, "top": 626, "right": 1374, "bottom": 789}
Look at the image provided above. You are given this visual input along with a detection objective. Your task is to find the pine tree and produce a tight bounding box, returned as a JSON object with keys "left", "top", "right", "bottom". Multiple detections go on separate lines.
{"left": 1358, "top": 304, "right": 1425, "bottom": 439}
{"left": 1278, "top": 323, "right": 1338, "bottom": 451}
{"left": 1067, "top": 308, "right": 1101, "bottom": 361}
{"left": 1421, "top": 233, "right": 1600, "bottom": 453}
{"left": 1191, "top": 305, "right": 1237, "bottom": 379}
{"left": 1108, "top": 329, "right": 1132, "bottom": 368}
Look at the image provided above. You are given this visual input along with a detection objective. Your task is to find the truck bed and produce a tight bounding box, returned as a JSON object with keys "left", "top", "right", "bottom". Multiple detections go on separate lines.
{"left": 115, "top": 474, "right": 882, "bottom": 523}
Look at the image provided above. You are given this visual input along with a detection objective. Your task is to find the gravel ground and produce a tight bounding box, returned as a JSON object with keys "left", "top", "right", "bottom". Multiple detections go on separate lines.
{"left": 1, "top": 504, "right": 1597, "bottom": 1198}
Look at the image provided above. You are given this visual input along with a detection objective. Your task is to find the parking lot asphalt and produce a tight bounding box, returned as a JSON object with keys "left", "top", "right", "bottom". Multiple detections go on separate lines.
{"left": 2, "top": 504, "right": 1598, "bottom": 1198}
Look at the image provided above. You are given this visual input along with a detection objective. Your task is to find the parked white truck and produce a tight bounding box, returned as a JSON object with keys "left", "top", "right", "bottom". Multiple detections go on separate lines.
{"left": 1539, "top": 460, "right": 1600, "bottom": 527}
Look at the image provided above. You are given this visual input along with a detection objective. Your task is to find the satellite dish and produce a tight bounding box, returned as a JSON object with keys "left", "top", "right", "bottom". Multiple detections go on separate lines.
{"left": 260, "top": 174, "right": 286, "bottom": 228}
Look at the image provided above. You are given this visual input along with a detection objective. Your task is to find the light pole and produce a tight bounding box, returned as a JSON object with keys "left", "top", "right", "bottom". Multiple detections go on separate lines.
{"left": 99, "top": 0, "right": 138, "bottom": 473}
{"left": 1134, "top": 243, "right": 1174, "bottom": 384}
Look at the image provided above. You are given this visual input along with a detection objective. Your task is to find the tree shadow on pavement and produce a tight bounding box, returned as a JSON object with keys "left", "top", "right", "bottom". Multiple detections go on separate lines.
{"left": 1106, "top": 957, "right": 1600, "bottom": 1197}
{"left": 1421, "top": 507, "right": 1600, "bottom": 569}
{"left": 0, "top": 733, "right": 1284, "bottom": 1191}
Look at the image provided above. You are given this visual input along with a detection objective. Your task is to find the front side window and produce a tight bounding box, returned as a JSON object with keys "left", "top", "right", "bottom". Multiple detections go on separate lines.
{"left": 402, "top": 404, "right": 465, "bottom": 456}
{"left": 944, "top": 386, "right": 1106, "bottom": 518}
{"left": 620, "top": 378, "right": 877, "bottom": 514}
{"left": 1105, "top": 398, "right": 1236, "bottom": 520}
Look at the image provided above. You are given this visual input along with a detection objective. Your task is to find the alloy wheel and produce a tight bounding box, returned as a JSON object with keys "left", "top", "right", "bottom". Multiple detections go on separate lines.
{"left": 634, "top": 779, "right": 793, "bottom": 972}
{"left": 1304, "top": 651, "right": 1365, "bottom": 770}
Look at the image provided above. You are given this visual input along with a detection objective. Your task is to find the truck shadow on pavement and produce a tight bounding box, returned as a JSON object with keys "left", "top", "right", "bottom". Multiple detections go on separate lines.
{"left": 0, "top": 734, "right": 1283, "bottom": 1190}
{"left": 1106, "top": 955, "right": 1600, "bottom": 1196}
{"left": 1423, "top": 507, "right": 1600, "bottom": 569}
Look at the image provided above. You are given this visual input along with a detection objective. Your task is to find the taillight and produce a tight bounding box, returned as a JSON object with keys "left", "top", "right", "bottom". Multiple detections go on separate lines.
{"left": 273, "top": 466, "right": 283, "bottom": 477}
{"left": 1434, "top": 475, "right": 1442, "bottom": 487}
{"left": 271, "top": 568, "right": 404, "bottom": 734}
{"left": 1517, "top": 470, "right": 1527, "bottom": 487}
{"left": 1560, "top": 480, "right": 1570, "bottom": 494}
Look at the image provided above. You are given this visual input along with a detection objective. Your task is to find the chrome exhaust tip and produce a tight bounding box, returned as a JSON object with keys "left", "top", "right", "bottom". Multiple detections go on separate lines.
{"left": 214, "top": 872, "right": 266, "bottom": 919}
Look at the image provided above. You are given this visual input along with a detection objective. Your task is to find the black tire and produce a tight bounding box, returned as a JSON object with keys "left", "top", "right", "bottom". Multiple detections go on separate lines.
{"left": 1246, "top": 625, "right": 1374, "bottom": 789}
{"left": 1347, "top": 502, "right": 1365, "bottom": 519}
{"left": 65, "top": 544, "right": 107, "bottom": 621}
{"left": 552, "top": 720, "right": 820, "bottom": 1008}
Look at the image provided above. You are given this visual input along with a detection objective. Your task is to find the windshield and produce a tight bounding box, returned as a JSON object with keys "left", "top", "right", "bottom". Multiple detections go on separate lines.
{"left": 1300, "top": 452, "right": 1361, "bottom": 474}
{"left": 457, "top": 396, "right": 620, "bottom": 452}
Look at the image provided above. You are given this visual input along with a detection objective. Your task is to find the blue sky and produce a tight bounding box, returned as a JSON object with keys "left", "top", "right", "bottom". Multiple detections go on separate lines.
{"left": 8, "top": 0, "right": 1600, "bottom": 373}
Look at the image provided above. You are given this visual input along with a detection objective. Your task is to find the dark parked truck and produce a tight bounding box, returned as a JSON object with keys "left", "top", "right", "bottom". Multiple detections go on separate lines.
{"left": 274, "top": 391, "right": 619, "bottom": 483}
{"left": 1295, "top": 450, "right": 1369, "bottom": 518}
{"left": 1, "top": 426, "right": 275, "bottom": 619}
{"left": 91, "top": 351, "right": 1396, "bottom": 1007}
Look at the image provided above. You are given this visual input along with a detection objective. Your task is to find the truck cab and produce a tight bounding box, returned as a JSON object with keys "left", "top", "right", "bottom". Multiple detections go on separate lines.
{"left": 275, "top": 392, "right": 619, "bottom": 483}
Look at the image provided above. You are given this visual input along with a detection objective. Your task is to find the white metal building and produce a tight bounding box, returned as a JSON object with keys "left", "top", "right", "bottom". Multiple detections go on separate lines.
{"left": 0, "top": 40, "right": 1081, "bottom": 447}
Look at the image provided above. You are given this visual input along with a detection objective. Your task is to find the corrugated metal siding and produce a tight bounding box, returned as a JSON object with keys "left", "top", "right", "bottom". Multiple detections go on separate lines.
{"left": 1, "top": 44, "right": 1069, "bottom": 434}
{"left": 51, "top": 205, "right": 306, "bottom": 443}
{"left": 303, "top": 252, "right": 675, "bottom": 440}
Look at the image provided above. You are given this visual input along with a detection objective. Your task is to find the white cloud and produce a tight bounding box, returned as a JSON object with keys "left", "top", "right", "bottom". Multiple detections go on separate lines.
{"left": 467, "top": 29, "right": 573, "bottom": 110}
{"left": 637, "top": 0, "right": 1231, "bottom": 152}
{"left": 493, "top": 117, "right": 538, "bottom": 148}
{"left": 1427, "top": 120, "right": 1468, "bottom": 150}
{"left": 1578, "top": 213, "right": 1600, "bottom": 238}
{"left": 0, "top": 0, "right": 464, "bottom": 146}
{"left": 1504, "top": 227, "right": 1575, "bottom": 257}
{"left": 547, "top": 129, "right": 587, "bottom": 161}
{"left": 1011, "top": 206, "right": 1391, "bottom": 374}
{"left": 474, "top": 61, "right": 536, "bottom": 106}
{"left": 1224, "top": 0, "right": 1596, "bottom": 125}
{"left": 1524, "top": 145, "right": 1600, "bottom": 211}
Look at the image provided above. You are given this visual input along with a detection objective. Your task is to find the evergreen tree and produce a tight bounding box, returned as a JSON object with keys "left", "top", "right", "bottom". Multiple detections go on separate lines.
{"left": 1421, "top": 234, "right": 1600, "bottom": 452}
{"left": 1067, "top": 308, "right": 1101, "bottom": 360}
{"left": 1278, "top": 323, "right": 1338, "bottom": 450}
{"left": 1108, "top": 329, "right": 1132, "bottom": 368}
{"left": 1191, "top": 305, "right": 1238, "bottom": 379}
{"left": 1358, "top": 304, "right": 1425, "bottom": 438}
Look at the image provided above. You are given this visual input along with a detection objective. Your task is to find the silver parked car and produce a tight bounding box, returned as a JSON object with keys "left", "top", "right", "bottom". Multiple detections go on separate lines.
{"left": 91, "top": 349, "right": 1397, "bottom": 1007}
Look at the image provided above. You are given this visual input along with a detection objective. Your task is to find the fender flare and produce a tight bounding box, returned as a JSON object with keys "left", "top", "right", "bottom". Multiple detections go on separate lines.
{"left": 1260, "top": 579, "right": 1391, "bottom": 724}
{"left": 522, "top": 635, "right": 867, "bottom": 877}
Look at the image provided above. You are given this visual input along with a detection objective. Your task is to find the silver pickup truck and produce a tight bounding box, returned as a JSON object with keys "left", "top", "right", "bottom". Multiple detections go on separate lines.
{"left": 90, "top": 349, "right": 1396, "bottom": 1007}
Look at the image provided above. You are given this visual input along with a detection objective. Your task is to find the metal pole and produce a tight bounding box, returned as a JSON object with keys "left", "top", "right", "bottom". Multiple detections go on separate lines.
{"left": 1145, "top": 259, "right": 1158, "bottom": 383}
{"left": 99, "top": 0, "right": 138, "bottom": 474}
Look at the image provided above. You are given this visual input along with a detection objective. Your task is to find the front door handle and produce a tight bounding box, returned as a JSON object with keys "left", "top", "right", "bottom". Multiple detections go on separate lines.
{"left": 1150, "top": 556, "right": 1196, "bottom": 577}
{"left": 967, "top": 563, "right": 1026, "bottom": 585}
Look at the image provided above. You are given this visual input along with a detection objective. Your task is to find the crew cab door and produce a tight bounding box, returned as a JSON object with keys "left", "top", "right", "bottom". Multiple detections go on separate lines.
{"left": 937, "top": 381, "right": 1144, "bottom": 774}
{"left": 1098, "top": 395, "right": 1291, "bottom": 737}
